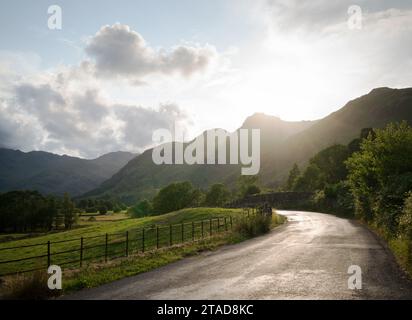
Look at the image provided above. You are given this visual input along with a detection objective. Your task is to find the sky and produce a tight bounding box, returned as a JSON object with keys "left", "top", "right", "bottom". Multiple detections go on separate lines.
{"left": 0, "top": 0, "right": 412, "bottom": 158}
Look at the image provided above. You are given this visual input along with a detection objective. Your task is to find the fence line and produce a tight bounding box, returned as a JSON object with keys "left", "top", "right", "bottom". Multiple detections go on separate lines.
{"left": 0, "top": 216, "right": 234, "bottom": 277}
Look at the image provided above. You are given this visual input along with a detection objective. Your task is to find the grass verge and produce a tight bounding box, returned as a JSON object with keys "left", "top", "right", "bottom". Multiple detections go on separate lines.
{"left": 361, "top": 222, "right": 412, "bottom": 278}
{"left": 0, "top": 207, "right": 243, "bottom": 276}
{"left": 61, "top": 211, "right": 285, "bottom": 296}
{"left": 0, "top": 211, "right": 285, "bottom": 299}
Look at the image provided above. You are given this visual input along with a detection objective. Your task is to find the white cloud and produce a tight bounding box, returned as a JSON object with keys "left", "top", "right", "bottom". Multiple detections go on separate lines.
{"left": 0, "top": 24, "right": 219, "bottom": 157}
{"left": 0, "top": 75, "right": 191, "bottom": 158}
{"left": 85, "top": 23, "right": 217, "bottom": 81}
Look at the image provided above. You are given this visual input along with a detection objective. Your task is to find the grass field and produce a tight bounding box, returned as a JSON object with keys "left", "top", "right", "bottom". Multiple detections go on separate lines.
{"left": 0, "top": 208, "right": 243, "bottom": 276}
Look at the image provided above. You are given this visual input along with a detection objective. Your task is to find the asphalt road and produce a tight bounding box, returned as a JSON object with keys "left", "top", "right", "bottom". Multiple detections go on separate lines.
{"left": 64, "top": 211, "right": 412, "bottom": 300}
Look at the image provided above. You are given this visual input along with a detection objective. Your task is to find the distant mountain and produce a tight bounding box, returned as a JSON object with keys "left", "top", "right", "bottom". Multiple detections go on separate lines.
{"left": 75, "top": 87, "right": 412, "bottom": 204}
{"left": 0, "top": 150, "right": 137, "bottom": 196}
{"left": 82, "top": 114, "right": 317, "bottom": 203}
{"left": 263, "top": 87, "right": 412, "bottom": 184}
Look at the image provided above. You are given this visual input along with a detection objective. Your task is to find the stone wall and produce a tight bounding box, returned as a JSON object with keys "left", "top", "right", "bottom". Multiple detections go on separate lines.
{"left": 230, "top": 192, "right": 314, "bottom": 210}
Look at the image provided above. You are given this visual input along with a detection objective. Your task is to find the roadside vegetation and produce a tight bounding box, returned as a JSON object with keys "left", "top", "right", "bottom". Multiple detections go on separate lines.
{"left": 0, "top": 208, "right": 285, "bottom": 299}
{"left": 63, "top": 210, "right": 284, "bottom": 294}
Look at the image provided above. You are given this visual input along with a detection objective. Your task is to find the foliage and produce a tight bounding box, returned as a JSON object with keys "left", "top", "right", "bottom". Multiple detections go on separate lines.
{"left": 77, "top": 198, "right": 125, "bottom": 214}
{"left": 237, "top": 175, "right": 261, "bottom": 198}
{"left": 1, "top": 270, "right": 58, "bottom": 300}
{"left": 293, "top": 144, "right": 350, "bottom": 192}
{"left": 233, "top": 214, "right": 272, "bottom": 238}
{"left": 0, "top": 191, "right": 59, "bottom": 232}
{"left": 399, "top": 192, "right": 412, "bottom": 239}
{"left": 62, "top": 193, "right": 77, "bottom": 229}
{"left": 346, "top": 121, "right": 412, "bottom": 234}
{"left": 205, "top": 184, "right": 231, "bottom": 207}
{"left": 152, "top": 181, "right": 203, "bottom": 214}
{"left": 285, "top": 163, "right": 300, "bottom": 191}
{"left": 129, "top": 199, "right": 153, "bottom": 218}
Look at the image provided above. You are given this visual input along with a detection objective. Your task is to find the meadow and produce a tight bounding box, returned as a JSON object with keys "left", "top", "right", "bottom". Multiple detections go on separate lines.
{"left": 0, "top": 208, "right": 243, "bottom": 276}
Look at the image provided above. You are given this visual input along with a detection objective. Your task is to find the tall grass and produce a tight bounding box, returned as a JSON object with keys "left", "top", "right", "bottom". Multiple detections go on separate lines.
{"left": 234, "top": 214, "right": 272, "bottom": 238}
{"left": 1, "top": 270, "right": 59, "bottom": 300}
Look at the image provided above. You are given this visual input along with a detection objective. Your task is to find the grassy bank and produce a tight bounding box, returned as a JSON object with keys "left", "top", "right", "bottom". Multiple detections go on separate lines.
{"left": 0, "top": 208, "right": 243, "bottom": 276}
{"left": 0, "top": 210, "right": 285, "bottom": 298}
{"left": 62, "top": 211, "right": 285, "bottom": 294}
{"left": 364, "top": 223, "right": 412, "bottom": 278}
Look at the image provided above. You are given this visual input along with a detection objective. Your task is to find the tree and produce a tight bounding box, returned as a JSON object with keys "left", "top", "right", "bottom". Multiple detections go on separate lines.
{"left": 237, "top": 175, "right": 260, "bottom": 198}
{"left": 152, "top": 181, "right": 199, "bottom": 214}
{"left": 243, "top": 184, "right": 261, "bottom": 196}
{"left": 346, "top": 122, "right": 412, "bottom": 233}
{"left": 205, "top": 184, "right": 230, "bottom": 207}
{"left": 0, "top": 191, "right": 60, "bottom": 232}
{"left": 129, "top": 199, "right": 153, "bottom": 218}
{"left": 98, "top": 206, "right": 108, "bottom": 215}
{"left": 62, "top": 193, "right": 76, "bottom": 229}
{"left": 286, "top": 163, "right": 300, "bottom": 191}
{"left": 293, "top": 144, "right": 350, "bottom": 192}
{"left": 399, "top": 192, "right": 412, "bottom": 240}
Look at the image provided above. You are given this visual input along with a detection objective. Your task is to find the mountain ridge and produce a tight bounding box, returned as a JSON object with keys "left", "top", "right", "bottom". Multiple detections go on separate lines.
{"left": 83, "top": 87, "right": 412, "bottom": 203}
{"left": 0, "top": 149, "right": 137, "bottom": 196}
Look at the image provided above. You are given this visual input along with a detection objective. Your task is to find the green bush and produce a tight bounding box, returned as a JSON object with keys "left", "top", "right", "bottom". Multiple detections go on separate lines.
{"left": 399, "top": 192, "right": 412, "bottom": 240}
{"left": 152, "top": 182, "right": 202, "bottom": 214}
{"left": 234, "top": 214, "right": 272, "bottom": 238}
{"left": 346, "top": 121, "right": 412, "bottom": 233}
{"left": 205, "top": 184, "right": 230, "bottom": 207}
{"left": 129, "top": 199, "right": 153, "bottom": 218}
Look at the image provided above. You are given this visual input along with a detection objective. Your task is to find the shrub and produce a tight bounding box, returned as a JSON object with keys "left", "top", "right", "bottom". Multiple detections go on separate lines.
{"left": 98, "top": 206, "right": 108, "bottom": 215}
{"left": 205, "top": 184, "right": 230, "bottom": 207}
{"left": 1, "top": 270, "right": 59, "bottom": 300}
{"left": 399, "top": 192, "right": 412, "bottom": 240}
{"left": 234, "top": 214, "right": 272, "bottom": 238}
{"left": 152, "top": 182, "right": 201, "bottom": 214}
{"left": 129, "top": 199, "right": 153, "bottom": 218}
{"left": 346, "top": 122, "right": 412, "bottom": 232}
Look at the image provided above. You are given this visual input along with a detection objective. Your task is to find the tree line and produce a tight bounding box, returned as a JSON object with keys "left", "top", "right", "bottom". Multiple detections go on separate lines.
{"left": 284, "top": 121, "right": 412, "bottom": 242}
{"left": 0, "top": 191, "right": 127, "bottom": 233}
{"left": 0, "top": 191, "right": 76, "bottom": 232}
{"left": 128, "top": 176, "right": 262, "bottom": 218}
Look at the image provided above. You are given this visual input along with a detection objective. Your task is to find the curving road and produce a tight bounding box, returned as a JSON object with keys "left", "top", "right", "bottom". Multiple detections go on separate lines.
{"left": 64, "top": 211, "right": 412, "bottom": 300}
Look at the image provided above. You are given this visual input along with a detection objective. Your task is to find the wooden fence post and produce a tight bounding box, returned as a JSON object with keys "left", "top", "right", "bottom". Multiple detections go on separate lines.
{"left": 201, "top": 220, "right": 204, "bottom": 238}
{"left": 210, "top": 219, "right": 212, "bottom": 236}
{"left": 192, "top": 221, "right": 195, "bottom": 241}
{"left": 218, "top": 218, "right": 220, "bottom": 232}
{"left": 126, "top": 231, "right": 129, "bottom": 257}
{"left": 80, "top": 237, "right": 84, "bottom": 267}
{"left": 47, "top": 241, "right": 51, "bottom": 267}
{"left": 224, "top": 217, "right": 227, "bottom": 231}
{"left": 105, "top": 233, "right": 108, "bottom": 262}
{"left": 230, "top": 216, "right": 233, "bottom": 229}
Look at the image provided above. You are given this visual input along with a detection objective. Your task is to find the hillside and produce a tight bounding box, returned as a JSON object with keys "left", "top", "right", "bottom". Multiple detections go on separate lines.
{"left": 0, "top": 150, "right": 137, "bottom": 196}
{"left": 76, "top": 87, "right": 412, "bottom": 203}
{"left": 263, "top": 87, "right": 412, "bottom": 184}
{"left": 83, "top": 115, "right": 315, "bottom": 203}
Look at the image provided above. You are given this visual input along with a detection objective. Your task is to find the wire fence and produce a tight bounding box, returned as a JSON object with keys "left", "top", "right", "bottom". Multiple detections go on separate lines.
{"left": 0, "top": 216, "right": 234, "bottom": 277}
